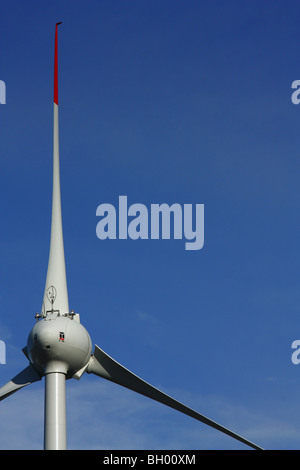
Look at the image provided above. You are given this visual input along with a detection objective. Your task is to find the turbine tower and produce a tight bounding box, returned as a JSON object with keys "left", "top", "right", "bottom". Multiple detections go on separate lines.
{"left": 0, "top": 24, "right": 263, "bottom": 451}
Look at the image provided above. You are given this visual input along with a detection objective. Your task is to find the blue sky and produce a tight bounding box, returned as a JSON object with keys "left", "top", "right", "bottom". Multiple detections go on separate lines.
{"left": 1, "top": 0, "right": 300, "bottom": 450}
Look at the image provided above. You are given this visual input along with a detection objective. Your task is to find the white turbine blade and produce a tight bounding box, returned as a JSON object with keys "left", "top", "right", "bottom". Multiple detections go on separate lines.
{"left": 42, "top": 21, "right": 69, "bottom": 317}
{"left": 87, "top": 345, "right": 263, "bottom": 450}
{"left": 0, "top": 364, "right": 41, "bottom": 401}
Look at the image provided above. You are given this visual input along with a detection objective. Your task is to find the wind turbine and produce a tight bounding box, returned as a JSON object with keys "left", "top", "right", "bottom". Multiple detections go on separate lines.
{"left": 0, "top": 23, "right": 263, "bottom": 451}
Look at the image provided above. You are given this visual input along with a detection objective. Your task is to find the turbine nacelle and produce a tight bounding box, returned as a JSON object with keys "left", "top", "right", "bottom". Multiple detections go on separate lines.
{"left": 26, "top": 315, "right": 92, "bottom": 378}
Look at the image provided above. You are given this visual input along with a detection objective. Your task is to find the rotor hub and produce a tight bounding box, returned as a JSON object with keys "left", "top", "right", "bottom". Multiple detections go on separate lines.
{"left": 27, "top": 315, "right": 92, "bottom": 378}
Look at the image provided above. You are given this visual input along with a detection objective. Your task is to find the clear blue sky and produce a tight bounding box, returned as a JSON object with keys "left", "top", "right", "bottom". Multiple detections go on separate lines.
{"left": 1, "top": 0, "right": 300, "bottom": 450}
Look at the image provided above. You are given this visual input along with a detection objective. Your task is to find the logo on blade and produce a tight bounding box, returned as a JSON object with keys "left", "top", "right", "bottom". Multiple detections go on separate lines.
{"left": 46, "top": 286, "right": 57, "bottom": 305}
